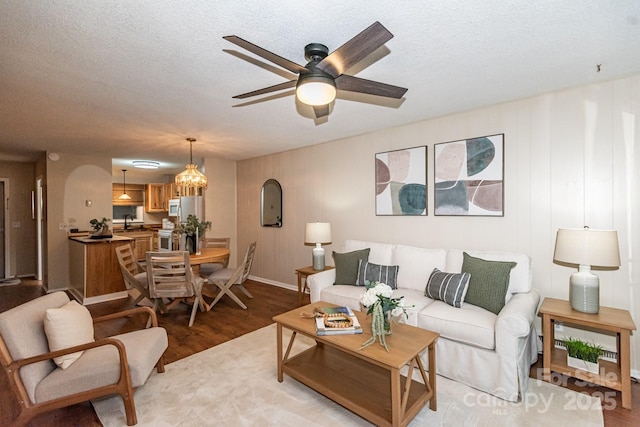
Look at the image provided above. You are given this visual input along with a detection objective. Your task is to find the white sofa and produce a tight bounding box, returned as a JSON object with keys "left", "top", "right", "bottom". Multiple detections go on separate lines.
{"left": 307, "top": 239, "right": 540, "bottom": 402}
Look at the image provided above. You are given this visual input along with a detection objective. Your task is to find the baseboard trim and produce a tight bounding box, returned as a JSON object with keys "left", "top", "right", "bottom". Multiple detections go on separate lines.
{"left": 249, "top": 275, "right": 297, "bottom": 293}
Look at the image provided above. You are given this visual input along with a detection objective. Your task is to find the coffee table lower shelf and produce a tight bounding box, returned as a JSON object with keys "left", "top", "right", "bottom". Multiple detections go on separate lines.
{"left": 282, "top": 343, "right": 432, "bottom": 427}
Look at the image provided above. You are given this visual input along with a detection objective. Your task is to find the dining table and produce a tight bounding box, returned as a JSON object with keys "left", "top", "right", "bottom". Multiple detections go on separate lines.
{"left": 189, "top": 247, "right": 230, "bottom": 274}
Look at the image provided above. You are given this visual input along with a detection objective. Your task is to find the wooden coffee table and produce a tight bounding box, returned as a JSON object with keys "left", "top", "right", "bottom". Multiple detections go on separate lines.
{"left": 273, "top": 301, "right": 439, "bottom": 427}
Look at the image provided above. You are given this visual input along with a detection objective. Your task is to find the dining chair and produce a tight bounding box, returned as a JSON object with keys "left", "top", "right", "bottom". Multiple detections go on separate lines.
{"left": 207, "top": 241, "right": 256, "bottom": 309}
{"left": 145, "top": 251, "right": 206, "bottom": 327}
{"left": 198, "top": 237, "right": 231, "bottom": 278}
{"left": 115, "top": 244, "right": 152, "bottom": 307}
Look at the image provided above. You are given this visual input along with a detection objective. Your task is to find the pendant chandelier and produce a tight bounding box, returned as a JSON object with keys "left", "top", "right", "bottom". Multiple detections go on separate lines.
{"left": 118, "top": 169, "right": 132, "bottom": 200}
{"left": 175, "top": 137, "right": 208, "bottom": 189}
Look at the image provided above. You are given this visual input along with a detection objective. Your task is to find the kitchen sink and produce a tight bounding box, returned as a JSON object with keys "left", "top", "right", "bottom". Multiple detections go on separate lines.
{"left": 114, "top": 227, "right": 152, "bottom": 233}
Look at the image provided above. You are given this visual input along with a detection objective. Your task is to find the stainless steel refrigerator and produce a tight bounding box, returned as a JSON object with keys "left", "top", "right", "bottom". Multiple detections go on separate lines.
{"left": 178, "top": 196, "right": 203, "bottom": 223}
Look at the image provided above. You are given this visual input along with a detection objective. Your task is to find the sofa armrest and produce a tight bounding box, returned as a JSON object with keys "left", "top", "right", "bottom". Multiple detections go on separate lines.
{"left": 307, "top": 269, "right": 337, "bottom": 303}
{"left": 495, "top": 289, "right": 540, "bottom": 357}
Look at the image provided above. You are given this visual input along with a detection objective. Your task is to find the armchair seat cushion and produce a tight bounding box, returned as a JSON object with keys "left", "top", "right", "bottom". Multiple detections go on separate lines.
{"left": 35, "top": 327, "right": 167, "bottom": 403}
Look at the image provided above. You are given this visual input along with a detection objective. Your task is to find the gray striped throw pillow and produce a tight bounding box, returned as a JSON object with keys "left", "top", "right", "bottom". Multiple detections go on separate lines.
{"left": 425, "top": 268, "right": 471, "bottom": 308}
{"left": 356, "top": 260, "right": 399, "bottom": 289}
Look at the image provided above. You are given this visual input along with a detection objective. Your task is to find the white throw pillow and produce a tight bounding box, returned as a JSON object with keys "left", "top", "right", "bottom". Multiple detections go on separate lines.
{"left": 44, "top": 300, "right": 95, "bottom": 369}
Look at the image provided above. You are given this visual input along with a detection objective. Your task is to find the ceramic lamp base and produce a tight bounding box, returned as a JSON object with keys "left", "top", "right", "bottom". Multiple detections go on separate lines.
{"left": 569, "top": 265, "right": 599, "bottom": 314}
{"left": 312, "top": 244, "right": 325, "bottom": 271}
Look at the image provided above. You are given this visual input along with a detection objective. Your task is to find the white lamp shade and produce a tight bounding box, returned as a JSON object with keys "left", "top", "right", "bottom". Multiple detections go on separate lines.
{"left": 553, "top": 227, "right": 620, "bottom": 267}
{"left": 305, "top": 222, "right": 332, "bottom": 244}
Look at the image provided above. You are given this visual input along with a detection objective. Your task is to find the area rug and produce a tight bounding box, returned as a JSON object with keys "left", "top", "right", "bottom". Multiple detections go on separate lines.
{"left": 92, "top": 324, "right": 603, "bottom": 426}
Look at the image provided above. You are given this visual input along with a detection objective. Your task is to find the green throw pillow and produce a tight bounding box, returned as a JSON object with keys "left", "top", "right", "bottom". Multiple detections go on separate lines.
{"left": 332, "top": 248, "right": 370, "bottom": 285}
{"left": 461, "top": 252, "right": 516, "bottom": 315}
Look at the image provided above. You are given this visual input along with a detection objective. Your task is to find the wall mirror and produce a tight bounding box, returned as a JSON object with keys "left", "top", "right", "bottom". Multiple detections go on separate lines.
{"left": 261, "top": 179, "right": 282, "bottom": 227}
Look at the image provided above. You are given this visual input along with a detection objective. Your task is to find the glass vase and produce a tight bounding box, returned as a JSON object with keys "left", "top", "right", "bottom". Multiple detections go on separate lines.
{"left": 383, "top": 310, "right": 392, "bottom": 335}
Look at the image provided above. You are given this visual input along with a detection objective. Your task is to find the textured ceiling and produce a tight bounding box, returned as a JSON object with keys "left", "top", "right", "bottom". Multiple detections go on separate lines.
{"left": 1, "top": 1, "right": 639, "bottom": 177}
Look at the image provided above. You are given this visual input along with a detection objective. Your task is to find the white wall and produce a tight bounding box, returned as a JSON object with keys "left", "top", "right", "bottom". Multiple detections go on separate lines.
{"left": 237, "top": 75, "right": 640, "bottom": 373}
{"left": 46, "top": 153, "right": 113, "bottom": 290}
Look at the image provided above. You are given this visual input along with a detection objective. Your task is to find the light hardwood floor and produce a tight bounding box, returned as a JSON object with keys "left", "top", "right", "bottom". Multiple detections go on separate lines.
{"left": 1, "top": 278, "right": 638, "bottom": 426}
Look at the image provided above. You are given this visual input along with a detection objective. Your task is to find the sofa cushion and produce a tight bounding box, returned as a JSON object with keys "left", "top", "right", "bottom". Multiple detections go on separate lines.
{"left": 344, "top": 240, "right": 393, "bottom": 265}
{"left": 332, "top": 248, "right": 370, "bottom": 285}
{"left": 392, "top": 288, "right": 434, "bottom": 327}
{"left": 44, "top": 300, "right": 95, "bottom": 369}
{"left": 425, "top": 268, "right": 470, "bottom": 308}
{"left": 445, "top": 249, "right": 532, "bottom": 298}
{"left": 462, "top": 252, "right": 516, "bottom": 315}
{"left": 417, "top": 300, "right": 497, "bottom": 350}
{"left": 392, "top": 245, "right": 447, "bottom": 292}
{"left": 320, "top": 285, "right": 364, "bottom": 311}
{"left": 356, "top": 260, "right": 399, "bottom": 289}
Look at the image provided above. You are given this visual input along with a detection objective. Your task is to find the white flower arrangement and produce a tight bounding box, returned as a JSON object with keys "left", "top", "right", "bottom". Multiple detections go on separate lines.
{"left": 359, "top": 281, "right": 411, "bottom": 351}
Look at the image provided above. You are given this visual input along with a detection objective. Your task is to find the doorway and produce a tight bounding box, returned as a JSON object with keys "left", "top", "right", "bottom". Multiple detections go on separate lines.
{"left": 36, "top": 177, "right": 44, "bottom": 281}
{"left": 0, "top": 179, "right": 8, "bottom": 278}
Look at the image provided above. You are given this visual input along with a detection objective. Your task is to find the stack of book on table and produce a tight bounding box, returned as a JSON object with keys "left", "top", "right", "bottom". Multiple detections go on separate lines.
{"left": 315, "top": 306, "right": 362, "bottom": 336}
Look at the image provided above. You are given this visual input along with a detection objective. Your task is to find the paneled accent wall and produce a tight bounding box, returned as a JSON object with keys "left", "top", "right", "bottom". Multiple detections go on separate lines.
{"left": 237, "top": 75, "right": 640, "bottom": 373}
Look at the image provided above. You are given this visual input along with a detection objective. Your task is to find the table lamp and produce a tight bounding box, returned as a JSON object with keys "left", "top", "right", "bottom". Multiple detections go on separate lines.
{"left": 553, "top": 226, "right": 620, "bottom": 314}
{"left": 305, "top": 222, "right": 332, "bottom": 270}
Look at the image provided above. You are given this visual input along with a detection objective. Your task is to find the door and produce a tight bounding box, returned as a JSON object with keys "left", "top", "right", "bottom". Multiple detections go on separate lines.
{"left": 36, "top": 177, "right": 45, "bottom": 281}
{"left": 0, "top": 180, "right": 6, "bottom": 278}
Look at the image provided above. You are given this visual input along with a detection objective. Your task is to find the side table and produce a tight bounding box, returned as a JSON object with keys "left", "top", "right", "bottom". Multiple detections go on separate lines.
{"left": 295, "top": 265, "right": 334, "bottom": 306}
{"left": 538, "top": 297, "right": 636, "bottom": 409}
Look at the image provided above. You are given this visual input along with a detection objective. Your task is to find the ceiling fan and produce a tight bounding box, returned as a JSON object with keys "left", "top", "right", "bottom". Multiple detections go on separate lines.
{"left": 223, "top": 21, "right": 408, "bottom": 119}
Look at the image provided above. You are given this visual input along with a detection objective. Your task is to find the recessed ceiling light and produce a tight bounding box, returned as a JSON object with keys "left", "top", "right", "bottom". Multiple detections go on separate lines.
{"left": 133, "top": 160, "right": 160, "bottom": 169}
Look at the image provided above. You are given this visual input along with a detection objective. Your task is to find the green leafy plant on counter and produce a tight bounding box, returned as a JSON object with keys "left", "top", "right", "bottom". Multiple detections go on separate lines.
{"left": 563, "top": 337, "right": 604, "bottom": 363}
{"left": 90, "top": 217, "right": 110, "bottom": 232}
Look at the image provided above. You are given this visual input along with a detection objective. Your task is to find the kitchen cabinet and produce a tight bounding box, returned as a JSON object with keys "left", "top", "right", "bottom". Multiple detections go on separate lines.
{"left": 164, "top": 183, "right": 180, "bottom": 208}
{"left": 69, "top": 236, "right": 132, "bottom": 304}
{"left": 132, "top": 232, "right": 153, "bottom": 260}
{"left": 145, "top": 183, "right": 166, "bottom": 212}
{"left": 112, "top": 230, "right": 153, "bottom": 260}
{"left": 112, "top": 183, "right": 145, "bottom": 206}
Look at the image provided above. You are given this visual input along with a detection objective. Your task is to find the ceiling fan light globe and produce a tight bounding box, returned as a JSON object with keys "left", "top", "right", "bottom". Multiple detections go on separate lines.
{"left": 296, "top": 77, "right": 336, "bottom": 106}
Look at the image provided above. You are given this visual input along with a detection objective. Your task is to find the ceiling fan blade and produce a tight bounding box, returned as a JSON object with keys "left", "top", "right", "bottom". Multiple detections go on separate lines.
{"left": 232, "top": 80, "right": 297, "bottom": 99}
{"left": 313, "top": 105, "right": 330, "bottom": 118}
{"left": 335, "top": 74, "right": 407, "bottom": 99}
{"left": 223, "top": 35, "right": 307, "bottom": 74}
{"left": 316, "top": 21, "right": 393, "bottom": 78}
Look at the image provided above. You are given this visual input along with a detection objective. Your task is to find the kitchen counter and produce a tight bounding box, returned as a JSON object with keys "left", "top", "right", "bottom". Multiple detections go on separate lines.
{"left": 68, "top": 237, "right": 132, "bottom": 305}
{"left": 69, "top": 235, "right": 133, "bottom": 243}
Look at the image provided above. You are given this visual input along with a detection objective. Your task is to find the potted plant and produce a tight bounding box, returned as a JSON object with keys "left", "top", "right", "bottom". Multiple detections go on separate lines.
{"left": 89, "top": 217, "right": 112, "bottom": 238}
{"left": 563, "top": 336, "right": 603, "bottom": 374}
{"left": 175, "top": 215, "right": 211, "bottom": 254}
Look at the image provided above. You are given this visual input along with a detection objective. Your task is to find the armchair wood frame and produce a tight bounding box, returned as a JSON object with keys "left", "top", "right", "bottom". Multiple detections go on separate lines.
{"left": 0, "top": 306, "right": 164, "bottom": 426}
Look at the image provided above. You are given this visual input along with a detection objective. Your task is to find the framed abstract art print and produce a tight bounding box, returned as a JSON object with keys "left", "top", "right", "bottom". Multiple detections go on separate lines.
{"left": 434, "top": 134, "right": 504, "bottom": 216}
{"left": 375, "top": 146, "right": 427, "bottom": 216}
